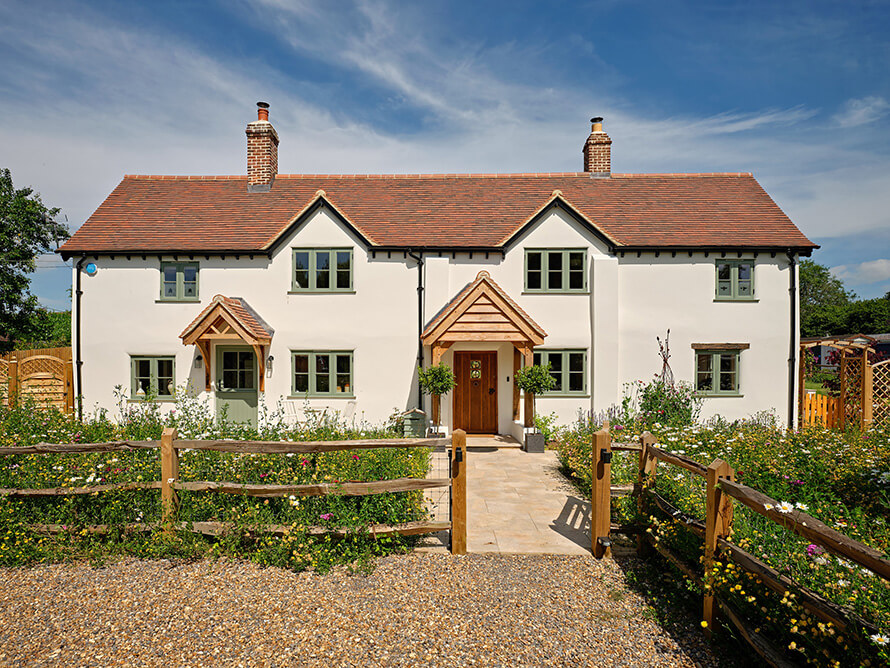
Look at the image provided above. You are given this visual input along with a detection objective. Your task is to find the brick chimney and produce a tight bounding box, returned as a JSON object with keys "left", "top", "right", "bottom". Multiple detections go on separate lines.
{"left": 583, "top": 117, "right": 611, "bottom": 175}
{"left": 246, "top": 102, "right": 279, "bottom": 192}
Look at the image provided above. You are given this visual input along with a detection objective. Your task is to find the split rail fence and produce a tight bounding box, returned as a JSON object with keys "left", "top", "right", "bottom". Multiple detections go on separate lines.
{"left": 0, "top": 428, "right": 468, "bottom": 554}
{"left": 589, "top": 428, "right": 890, "bottom": 667}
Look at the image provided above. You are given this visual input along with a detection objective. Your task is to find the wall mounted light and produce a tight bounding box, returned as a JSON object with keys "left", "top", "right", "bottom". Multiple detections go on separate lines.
{"left": 195, "top": 354, "right": 203, "bottom": 369}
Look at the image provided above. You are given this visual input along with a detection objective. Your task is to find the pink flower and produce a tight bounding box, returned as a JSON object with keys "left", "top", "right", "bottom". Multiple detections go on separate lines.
{"left": 320, "top": 513, "right": 333, "bottom": 521}
{"left": 352, "top": 455, "right": 360, "bottom": 460}
{"left": 301, "top": 459, "right": 309, "bottom": 466}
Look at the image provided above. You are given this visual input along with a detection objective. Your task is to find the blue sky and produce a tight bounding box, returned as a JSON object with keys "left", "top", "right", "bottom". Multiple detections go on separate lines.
{"left": 3, "top": 0, "right": 889, "bottom": 309}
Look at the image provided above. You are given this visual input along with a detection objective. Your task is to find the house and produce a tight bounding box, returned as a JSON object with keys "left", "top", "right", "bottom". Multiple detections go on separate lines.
{"left": 59, "top": 104, "right": 817, "bottom": 438}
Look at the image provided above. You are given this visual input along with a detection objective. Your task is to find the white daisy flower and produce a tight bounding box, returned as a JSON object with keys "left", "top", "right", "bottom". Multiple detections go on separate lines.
{"left": 871, "top": 633, "right": 889, "bottom": 646}
{"left": 795, "top": 502, "right": 808, "bottom": 511}
{"left": 777, "top": 501, "right": 794, "bottom": 513}
{"left": 764, "top": 503, "right": 775, "bottom": 511}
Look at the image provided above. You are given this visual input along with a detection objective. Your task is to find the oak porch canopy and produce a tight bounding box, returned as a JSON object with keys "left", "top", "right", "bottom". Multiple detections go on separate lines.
{"left": 421, "top": 271, "right": 547, "bottom": 424}
{"left": 179, "top": 295, "right": 273, "bottom": 391}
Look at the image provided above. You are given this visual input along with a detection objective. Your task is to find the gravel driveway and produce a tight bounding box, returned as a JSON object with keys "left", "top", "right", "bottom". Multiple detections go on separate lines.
{"left": 0, "top": 553, "right": 726, "bottom": 667}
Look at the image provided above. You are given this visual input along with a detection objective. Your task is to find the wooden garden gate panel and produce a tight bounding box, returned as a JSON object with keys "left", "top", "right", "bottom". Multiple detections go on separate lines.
{"left": 0, "top": 347, "right": 74, "bottom": 413}
{"left": 873, "top": 359, "right": 890, "bottom": 429}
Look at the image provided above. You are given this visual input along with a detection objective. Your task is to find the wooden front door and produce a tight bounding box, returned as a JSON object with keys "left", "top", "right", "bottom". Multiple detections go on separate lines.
{"left": 453, "top": 351, "right": 498, "bottom": 434}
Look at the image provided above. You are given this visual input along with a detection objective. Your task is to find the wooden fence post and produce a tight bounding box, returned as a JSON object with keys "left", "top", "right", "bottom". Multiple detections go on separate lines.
{"left": 64, "top": 360, "right": 75, "bottom": 415}
{"left": 862, "top": 356, "right": 873, "bottom": 431}
{"left": 7, "top": 358, "right": 17, "bottom": 405}
{"left": 160, "top": 427, "right": 179, "bottom": 527}
{"left": 451, "top": 428, "right": 467, "bottom": 555}
{"left": 704, "top": 458, "right": 734, "bottom": 637}
{"left": 839, "top": 352, "right": 847, "bottom": 429}
{"left": 637, "top": 431, "right": 658, "bottom": 557}
{"left": 591, "top": 428, "right": 612, "bottom": 559}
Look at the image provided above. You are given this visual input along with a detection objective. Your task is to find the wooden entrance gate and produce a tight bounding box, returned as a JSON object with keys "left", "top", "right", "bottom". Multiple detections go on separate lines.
{"left": 0, "top": 347, "right": 74, "bottom": 413}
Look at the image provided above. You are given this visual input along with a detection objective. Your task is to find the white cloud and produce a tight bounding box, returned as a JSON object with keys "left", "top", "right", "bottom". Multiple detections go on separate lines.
{"left": 833, "top": 96, "right": 890, "bottom": 128}
{"left": 832, "top": 259, "right": 890, "bottom": 286}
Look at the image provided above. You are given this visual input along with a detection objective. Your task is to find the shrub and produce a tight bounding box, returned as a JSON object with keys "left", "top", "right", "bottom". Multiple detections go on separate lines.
{"left": 621, "top": 378, "right": 701, "bottom": 428}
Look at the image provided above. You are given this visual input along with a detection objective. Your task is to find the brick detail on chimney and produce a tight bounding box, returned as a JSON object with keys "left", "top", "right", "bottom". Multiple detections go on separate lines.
{"left": 246, "top": 120, "right": 279, "bottom": 192}
{"left": 583, "top": 122, "right": 612, "bottom": 175}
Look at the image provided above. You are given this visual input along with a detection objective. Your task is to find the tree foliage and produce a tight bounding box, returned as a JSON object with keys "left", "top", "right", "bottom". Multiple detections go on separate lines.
{"left": 0, "top": 168, "right": 67, "bottom": 351}
{"left": 799, "top": 259, "right": 890, "bottom": 337}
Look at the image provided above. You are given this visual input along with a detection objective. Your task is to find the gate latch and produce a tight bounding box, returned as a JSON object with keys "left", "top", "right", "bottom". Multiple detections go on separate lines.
{"left": 600, "top": 450, "right": 613, "bottom": 464}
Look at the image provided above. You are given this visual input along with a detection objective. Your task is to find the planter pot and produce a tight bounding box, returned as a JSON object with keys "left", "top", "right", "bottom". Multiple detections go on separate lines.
{"left": 524, "top": 432, "right": 545, "bottom": 453}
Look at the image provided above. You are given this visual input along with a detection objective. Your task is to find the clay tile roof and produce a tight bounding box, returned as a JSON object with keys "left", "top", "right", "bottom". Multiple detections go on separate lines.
{"left": 59, "top": 172, "right": 817, "bottom": 255}
{"left": 180, "top": 295, "right": 273, "bottom": 342}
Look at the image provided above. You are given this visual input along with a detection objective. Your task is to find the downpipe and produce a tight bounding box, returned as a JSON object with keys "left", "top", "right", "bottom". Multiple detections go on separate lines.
{"left": 407, "top": 250, "right": 425, "bottom": 409}
{"left": 787, "top": 250, "right": 797, "bottom": 429}
{"left": 75, "top": 256, "right": 85, "bottom": 422}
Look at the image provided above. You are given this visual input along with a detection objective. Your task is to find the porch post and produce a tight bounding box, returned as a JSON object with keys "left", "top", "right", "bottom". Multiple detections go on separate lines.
{"left": 512, "top": 347, "right": 521, "bottom": 421}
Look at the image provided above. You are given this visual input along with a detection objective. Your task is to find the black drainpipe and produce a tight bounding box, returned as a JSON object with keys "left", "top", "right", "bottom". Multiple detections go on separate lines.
{"left": 786, "top": 250, "right": 797, "bottom": 429}
{"left": 407, "top": 249, "right": 424, "bottom": 408}
{"left": 75, "top": 256, "right": 86, "bottom": 422}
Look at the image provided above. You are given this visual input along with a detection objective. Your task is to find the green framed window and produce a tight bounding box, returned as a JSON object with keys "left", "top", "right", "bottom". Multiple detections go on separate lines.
{"left": 525, "top": 249, "right": 587, "bottom": 292}
{"left": 715, "top": 260, "right": 754, "bottom": 300}
{"left": 130, "top": 356, "right": 175, "bottom": 400}
{"left": 532, "top": 349, "right": 587, "bottom": 394}
{"left": 159, "top": 262, "right": 199, "bottom": 301}
{"left": 291, "top": 351, "right": 353, "bottom": 396}
{"left": 695, "top": 350, "right": 741, "bottom": 395}
{"left": 292, "top": 248, "right": 353, "bottom": 292}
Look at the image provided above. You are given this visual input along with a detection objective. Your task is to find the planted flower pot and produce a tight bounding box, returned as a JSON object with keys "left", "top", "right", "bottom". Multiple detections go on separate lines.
{"left": 524, "top": 431, "right": 545, "bottom": 453}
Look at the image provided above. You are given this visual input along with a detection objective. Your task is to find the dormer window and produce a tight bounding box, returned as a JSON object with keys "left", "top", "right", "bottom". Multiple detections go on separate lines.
{"left": 292, "top": 248, "right": 353, "bottom": 292}
{"left": 160, "top": 262, "right": 199, "bottom": 301}
{"left": 525, "top": 249, "right": 587, "bottom": 292}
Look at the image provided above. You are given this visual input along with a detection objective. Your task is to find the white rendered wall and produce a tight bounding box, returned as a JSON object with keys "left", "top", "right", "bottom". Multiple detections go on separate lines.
{"left": 74, "top": 203, "right": 796, "bottom": 430}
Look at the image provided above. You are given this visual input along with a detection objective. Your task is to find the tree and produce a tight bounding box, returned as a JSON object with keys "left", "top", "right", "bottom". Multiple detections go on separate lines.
{"left": 0, "top": 168, "right": 67, "bottom": 351}
{"left": 799, "top": 259, "right": 855, "bottom": 337}
{"left": 514, "top": 364, "right": 556, "bottom": 429}
{"left": 418, "top": 362, "right": 456, "bottom": 434}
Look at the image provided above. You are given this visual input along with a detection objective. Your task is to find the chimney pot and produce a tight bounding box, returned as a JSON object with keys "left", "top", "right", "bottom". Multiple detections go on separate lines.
{"left": 257, "top": 101, "right": 270, "bottom": 122}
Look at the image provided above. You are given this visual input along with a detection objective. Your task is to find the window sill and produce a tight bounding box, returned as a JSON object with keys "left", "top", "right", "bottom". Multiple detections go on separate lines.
{"left": 127, "top": 398, "right": 175, "bottom": 403}
{"left": 713, "top": 298, "right": 759, "bottom": 303}
{"left": 156, "top": 299, "right": 201, "bottom": 303}
{"left": 522, "top": 291, "right": 590, "bottom": 296}
{"left": 287, "top": 394, "right": 356, "bottom": 400}
{"left": 538, "top": 393, "right": 590, "bottom": 398}
{"left": 696, "top": 393, "right": 744, "bottom": 398}
{"left": 287, "top": 290, "right": 356, "bottom": 295}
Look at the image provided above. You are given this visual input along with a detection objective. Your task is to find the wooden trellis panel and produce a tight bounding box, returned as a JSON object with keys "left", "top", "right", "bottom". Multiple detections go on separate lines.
{"left": 873, "top": 359, "right": 890, "bottom": 429}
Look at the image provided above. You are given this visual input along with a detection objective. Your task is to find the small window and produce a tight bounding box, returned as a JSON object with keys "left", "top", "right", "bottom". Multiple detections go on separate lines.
{"left": 291, "top": 351, "right": 353, "bottom": 396}
{"left": 292, "top": 249, "right": 353, "bottom": 292}
{"left": 130, "top": 356, "right": 175, "bottom": 399}
{"left": 695, "top": 350, "right": 741, "bottom": 395}
{"left": 715, "top": 260, "right": 755, "bottom": 300}
{"left": 525, "top": 250, "right": 587, "bottom": 292}
{"left": 531, "top": 349, "right": 587, "bottom": 395}
{"left": 159, "top": 262, "right": 199, "bottom": 301}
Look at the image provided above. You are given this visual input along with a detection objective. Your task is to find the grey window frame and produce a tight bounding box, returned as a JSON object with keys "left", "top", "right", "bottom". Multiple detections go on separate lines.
{"left": 532, "top": 349, "right": 588, "bottom": 395}
{"left": 130, "top": 355, "right": 176, "bottom": 400}
{"left": 694, "top": 349, "right": 742, "bottom": 396}
{"left": 291, "top": 248, "right": 354, "bottom": 292}
{"left": 159, "top": 262, "right": 199, "bottom": 301}
{"left": 714, "top": 259, "right": 755, "bottom": 301}
{"left": 524, "top": 249, "right": 588, "bottom": 293}
{"left": 290, "top": 350, "right": 354, "bottom": 397}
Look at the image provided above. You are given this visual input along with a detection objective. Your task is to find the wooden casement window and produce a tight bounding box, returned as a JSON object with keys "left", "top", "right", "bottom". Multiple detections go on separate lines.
{"left": 532, "top": 349, "right": 587, "bottom": 394}
{"left": 292, "top": 249, "right": 353, "bottom": 292}
{"left": 695, "top": 350, "right": 742, "bottom": 395}
{"left": 130, "top": 356, "right": 175, "bottom": 400}
{"left": 715, "top": 260, "right": 754, "bottom": 300}
{"left": 291, "top": 351, "right": 353, "bottom": 396}
{"left": 525, "top": 249, "right": 587, "bottom": 292}
{"left": 160, "top": 262, "right": 199, "bottom": 301}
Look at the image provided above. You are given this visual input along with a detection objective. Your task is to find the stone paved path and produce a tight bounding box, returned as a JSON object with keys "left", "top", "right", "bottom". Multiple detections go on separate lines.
{"left": 466, "top": 446, "right": 591, "bottom": 554}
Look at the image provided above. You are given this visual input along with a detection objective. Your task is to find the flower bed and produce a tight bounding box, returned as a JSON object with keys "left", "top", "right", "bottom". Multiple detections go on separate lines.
{"left": 557, "top": 416, "right": 890, "bottom": 665}
{"left": 0, "top": 396, "right": 431, "bottom": 572}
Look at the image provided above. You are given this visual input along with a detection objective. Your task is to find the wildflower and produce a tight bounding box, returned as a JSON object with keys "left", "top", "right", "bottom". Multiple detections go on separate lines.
{"left": 805, "top": 544, "right": 824, "bottom": 557}
{"left": 764, "top": 503, "right": 774, "bottom": 511}
{"left": 871, "top": 634, "right": 889, "bottom": 646}
{"left": 700, "top": 621, "right": 708, "bottom": 628}
{"left": 167, "top": 478, "right": 175, "bottom": 484}
{"left": 288, "top": 495, "right": 299, "bottom": 507}
{"left": 776, "top": 501, "right": 794, "bottom": 513}
{"left": 794, "top": 502, "right": 808, "bottom": 511}
{"left": 320, "top": 513, "right": 333, "bottom": 521}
